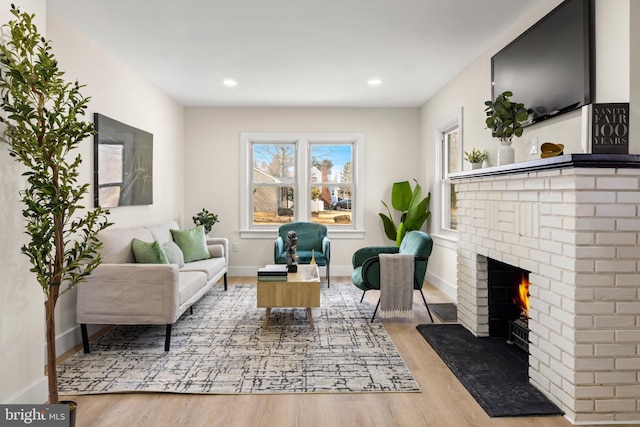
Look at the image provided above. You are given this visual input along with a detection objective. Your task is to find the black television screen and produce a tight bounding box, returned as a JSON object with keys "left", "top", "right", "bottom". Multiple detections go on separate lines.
{"left": 491, "top": 0, "right": 594, "bottom": 125}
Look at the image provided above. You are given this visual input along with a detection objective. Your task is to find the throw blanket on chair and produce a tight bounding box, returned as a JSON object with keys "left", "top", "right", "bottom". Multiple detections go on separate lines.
{"left": 379, "top": 253, "right": 414, "bottom": 318}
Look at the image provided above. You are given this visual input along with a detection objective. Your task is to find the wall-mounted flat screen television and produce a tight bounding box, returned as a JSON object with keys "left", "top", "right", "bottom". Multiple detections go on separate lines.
{"left": 491, "top": 0, "right": 594, "bottom": 126}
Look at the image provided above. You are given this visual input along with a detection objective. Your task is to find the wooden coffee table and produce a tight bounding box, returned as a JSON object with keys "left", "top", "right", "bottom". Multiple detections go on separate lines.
{"left": 257, "top": 264, "right": 320, "bottom": 330}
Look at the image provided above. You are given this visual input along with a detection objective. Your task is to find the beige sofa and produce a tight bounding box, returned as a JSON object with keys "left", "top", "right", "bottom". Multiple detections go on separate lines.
{"left": 76, "top": 220, "right": 228, "bottom": 352}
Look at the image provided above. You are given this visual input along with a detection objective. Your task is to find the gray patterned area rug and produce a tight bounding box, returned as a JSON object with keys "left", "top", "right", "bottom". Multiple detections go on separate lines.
{"left": 58, "top": 283, "right": 420, "bottom": 395}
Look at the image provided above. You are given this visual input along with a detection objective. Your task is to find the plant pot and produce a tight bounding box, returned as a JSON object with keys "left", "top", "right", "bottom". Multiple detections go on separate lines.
{"left": 60, "top": 401, "right": 77, "bottom": 427}
{"left": 471, "top": 162, "right": 483, "bottom": 170}
{"left": 497, "top": 139, "right": 515, "bottom": 165}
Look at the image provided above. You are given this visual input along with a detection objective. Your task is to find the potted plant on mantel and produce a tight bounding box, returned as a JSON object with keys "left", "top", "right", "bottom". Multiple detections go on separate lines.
{"left": 484, "top": 90, "right": 530, "bottom": 165}
{"left": 0, "top": 5, "right": 111, "bottom": 414}
{"left": 464, "top": 148, "right": 488, "bottom": 170}
{"left": 379, "top": 180, "right": 431, "bottom": 247}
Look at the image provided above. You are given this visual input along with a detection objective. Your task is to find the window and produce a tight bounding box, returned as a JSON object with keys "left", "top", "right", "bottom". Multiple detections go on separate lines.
{"left": 442, "top": 128, "right": 460, "bottom": 231}
{"left": 435, "top": 108, "right": 462, "bottom": 237}
{"left": 241, "top": 132, "right": 364, "bottom": 238}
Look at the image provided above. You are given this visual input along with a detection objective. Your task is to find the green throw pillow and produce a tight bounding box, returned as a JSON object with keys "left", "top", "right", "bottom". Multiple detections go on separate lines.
{"left": 162, "top": 240, "right": 185, "bottom": 268}
{"left": 131, "top": 238, "right": 169, "bottom": 264}
{"left": 170, "top": 226, "right": 210, "bottom": 263}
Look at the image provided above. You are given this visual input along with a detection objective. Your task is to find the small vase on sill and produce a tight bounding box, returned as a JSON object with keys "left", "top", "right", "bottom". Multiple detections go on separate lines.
{"left": 471, "top": 162, "right": 483, "bottom": 170}
{"left": 497, "top": 138, "right": 515, "bottom": 166}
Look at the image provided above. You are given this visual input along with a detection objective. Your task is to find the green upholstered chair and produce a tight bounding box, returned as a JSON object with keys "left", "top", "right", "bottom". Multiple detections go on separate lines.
{"left": 351, "top": 230, "right": 434, "bottom": 322}
{"left": 274, "top": 222, "right": 331, "bottom": 285}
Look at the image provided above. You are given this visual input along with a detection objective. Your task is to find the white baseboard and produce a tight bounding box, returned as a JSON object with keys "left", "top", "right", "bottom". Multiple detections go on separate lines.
{"left": 7, "top": 376, "right": 47, "bottom": 404}
{"left": 425, "top": 271, "right": 457, "bottom": 302}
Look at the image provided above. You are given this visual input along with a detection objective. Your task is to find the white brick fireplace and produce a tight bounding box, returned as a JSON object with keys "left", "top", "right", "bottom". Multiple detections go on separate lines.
{"left": 451, "top": 155, "right": 640, "bottom": 425}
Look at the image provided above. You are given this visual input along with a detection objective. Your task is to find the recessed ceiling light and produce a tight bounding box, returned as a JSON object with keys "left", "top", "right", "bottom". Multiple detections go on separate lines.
{"left": 223, "top": 79, "right": 237, "bottom": 87}
{"left": 368, "top": 79, "right": 382, "bottom": 86}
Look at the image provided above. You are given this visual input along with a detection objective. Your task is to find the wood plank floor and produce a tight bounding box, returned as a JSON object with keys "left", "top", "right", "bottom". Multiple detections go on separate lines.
{"left": 60, "top": 277, "right": 575, "bottom": 427}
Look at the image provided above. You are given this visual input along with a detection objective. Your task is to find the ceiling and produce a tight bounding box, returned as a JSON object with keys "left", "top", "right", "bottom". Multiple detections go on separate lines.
{"left": 47, "top": 1, "right": 538, "bottom": 108}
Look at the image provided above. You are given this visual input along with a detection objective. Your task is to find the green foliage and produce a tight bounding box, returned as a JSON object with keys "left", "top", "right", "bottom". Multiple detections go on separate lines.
{"left": 379, "top": 180, "right": 431, "bottom": 246}
{"left": 193, "top": 208, "right": 219, "bottom": 234}
{"left": 484, "top": 91, "right": 530, "bottom": 142}
{"left": 0, "top": 6, "right": 111, "bottom": 403}
{"left": 464, "top": 148, "right": 488, "bottom": 163}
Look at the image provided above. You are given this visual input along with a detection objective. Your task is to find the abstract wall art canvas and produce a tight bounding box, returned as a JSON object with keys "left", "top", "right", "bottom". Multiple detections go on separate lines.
{"left": 94, "top": 113, "right": 153, "bottom": 207}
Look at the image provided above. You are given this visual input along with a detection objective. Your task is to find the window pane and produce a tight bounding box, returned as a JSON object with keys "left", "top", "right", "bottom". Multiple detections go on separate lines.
{"left": 252, "top": 186, "right": 294, "bottom": 225}
{"left": 253, "top": 143, "right": 295, "bottom": 183}
{"left": 310, "top": 185, "right": 352, "bottom": 225}
{"left": 446, "top": 129, "right": 460, "bottom": 175}
{"left": 310, "top": 144, "right": 352, "bottom": 184}
{"left": 450, "top": 183, "right": 458, "bottom": 230}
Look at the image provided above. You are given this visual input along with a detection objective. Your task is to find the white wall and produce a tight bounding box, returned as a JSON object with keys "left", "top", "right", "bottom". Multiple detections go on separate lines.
{"left": 46, "top": 9, "right": 185, "bottom": 358}
{"left": 0, "top": 4, "right": 185, "bottom": 403}
{"left": 421, "top": 0, "right": 638, "bottom": 299}
{"left": 0, "top": 0, "right": 48, "bottom": 405}
{"left": 184, "top": 107, "right": 421, "bottom": 276}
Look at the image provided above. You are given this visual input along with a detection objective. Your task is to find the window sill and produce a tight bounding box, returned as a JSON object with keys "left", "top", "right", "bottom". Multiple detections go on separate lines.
{"left": 431, "top": 232, "right": 458, "bottom": 250}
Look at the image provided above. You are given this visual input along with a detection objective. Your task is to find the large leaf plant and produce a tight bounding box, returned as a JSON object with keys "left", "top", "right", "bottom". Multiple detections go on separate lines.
{"left": 0, "top": 6, "right": 111, "bottom": 404}
{"left": 379, "top": 180, "right": 430, "bottom": 246}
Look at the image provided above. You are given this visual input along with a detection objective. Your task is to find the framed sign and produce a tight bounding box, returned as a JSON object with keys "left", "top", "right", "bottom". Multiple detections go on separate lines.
{"left": 591, "top": 103, "right": 629, "bottom": 154}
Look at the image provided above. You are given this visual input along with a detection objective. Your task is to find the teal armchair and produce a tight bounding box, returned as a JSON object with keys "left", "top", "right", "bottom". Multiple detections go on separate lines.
{"left": 274, "top": 222, "right": 330, "bottom": 285}
{"left": 351, "top": 230, "right": 434, "bottom": 322}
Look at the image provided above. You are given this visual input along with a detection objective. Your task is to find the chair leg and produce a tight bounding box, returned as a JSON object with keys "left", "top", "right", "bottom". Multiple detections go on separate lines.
{"left": 326, "top": 264, "right": 330, "bottom": 287}
{"left": 360, "top": 290, "right": 366, "bottom": 303}
{"left": 371, "top": 299, "right": 380, "bottom": 323}
{"left": 419, "top": 289, "right": 434, "bottom": 322}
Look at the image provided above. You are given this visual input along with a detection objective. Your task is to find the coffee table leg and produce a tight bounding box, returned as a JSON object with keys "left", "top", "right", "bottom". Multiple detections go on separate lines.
{"left": 263, "top": 308, "right": 271, "bottom": 330}
{"left": 306, "top": 307, "right": 314, "bottom": 329}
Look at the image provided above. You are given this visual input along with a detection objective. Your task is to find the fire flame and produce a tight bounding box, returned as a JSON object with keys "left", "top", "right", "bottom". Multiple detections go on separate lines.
{"left": 515, "top": 273, "right": 530, "bottom": 318}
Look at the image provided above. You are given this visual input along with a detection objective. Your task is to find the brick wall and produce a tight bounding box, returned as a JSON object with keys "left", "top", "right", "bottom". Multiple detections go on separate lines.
{"left": 454, "top": 167, "right": 640, "bottom": 424}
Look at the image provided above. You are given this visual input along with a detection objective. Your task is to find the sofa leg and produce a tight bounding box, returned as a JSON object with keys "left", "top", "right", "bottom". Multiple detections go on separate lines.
{"left": 190, "top": 306, "right": 193, "bottom": 315}
{"left": 223, "top": 273, "right": 228, "bottom": 291}
{"left": 81, "top": 324, "right": 90, "bottom": 354}
{"left": 164, "top": 324, "right": 172, "bottom": 351}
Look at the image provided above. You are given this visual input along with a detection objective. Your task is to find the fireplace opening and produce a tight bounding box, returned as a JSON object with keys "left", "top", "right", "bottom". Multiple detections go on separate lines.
{"left": 487, "top": 258, "right": 530, "bottom": 351}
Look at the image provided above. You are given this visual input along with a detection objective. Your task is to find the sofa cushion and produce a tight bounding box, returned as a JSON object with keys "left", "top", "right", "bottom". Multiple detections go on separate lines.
{"left": 146, "top": 221, "right": 180, "bottom": 244}
{"left": 180, "top": 257, "right": 226, "bottom": 281}
{"left": 178, "top": 271, "right": 208, "bottom": 306}
{"left": 162, "top": 241, "right": 185, "bottom": 268}
{"left": 98, "top": 227, "right": 155, "bottom": 263}
{"left": 132, "top": 239, "right": 169, "bottom": 264}
{"left": 171, "top": 226, "right": 211, "bottom": 263}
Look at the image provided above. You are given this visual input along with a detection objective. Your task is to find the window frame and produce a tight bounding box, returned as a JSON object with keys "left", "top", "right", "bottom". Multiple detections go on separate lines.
{"left": 434, "top": 108, "right": 463, "bottom": 240}
{"left": 240, "top": 132, "right": 365, "bottom": 239}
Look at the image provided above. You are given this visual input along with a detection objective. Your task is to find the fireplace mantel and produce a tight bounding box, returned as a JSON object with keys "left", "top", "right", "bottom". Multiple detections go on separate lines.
{"left": 450, "top": 153, "right": 640, "bottom": 180}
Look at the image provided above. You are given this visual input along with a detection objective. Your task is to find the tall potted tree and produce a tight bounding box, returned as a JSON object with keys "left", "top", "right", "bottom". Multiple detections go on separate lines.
{"left": 0, "top": 6, "right": 111, "bottom": 406}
